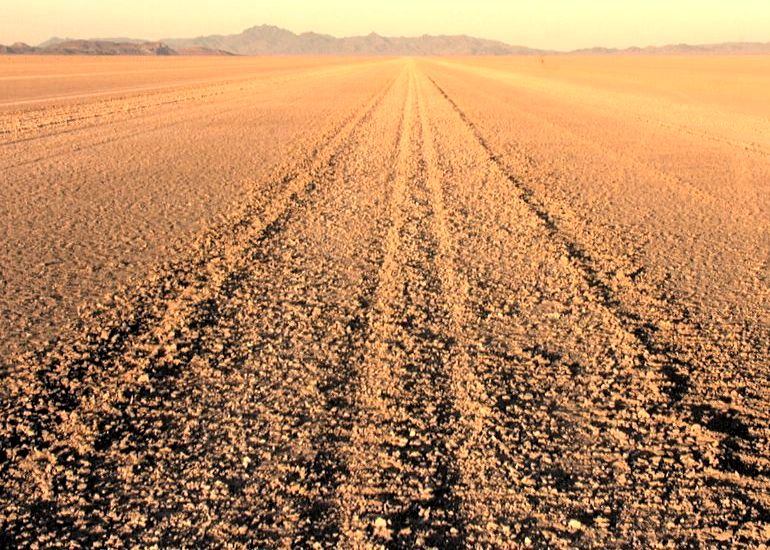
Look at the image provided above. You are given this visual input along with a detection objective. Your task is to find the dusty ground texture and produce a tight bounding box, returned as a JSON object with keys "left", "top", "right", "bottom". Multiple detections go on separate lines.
{"left": 0, "top": 56, "right": 388, "bottom": 360}
{"left": 1, "top": 56, "right": 769, "bottom": 548}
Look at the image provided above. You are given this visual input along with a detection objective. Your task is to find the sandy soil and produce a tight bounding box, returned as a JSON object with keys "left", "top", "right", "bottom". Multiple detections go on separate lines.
{"left": 0, "top": 56, "right": 395, "bottom": 360}
{"left": 1, "top": 56, "right": 769, "bottom": 547}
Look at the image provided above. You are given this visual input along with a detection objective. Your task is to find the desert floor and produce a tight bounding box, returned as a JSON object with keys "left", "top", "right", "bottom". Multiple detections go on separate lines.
{"left": 1, "top": 55, "right": 769, "bottom": 547}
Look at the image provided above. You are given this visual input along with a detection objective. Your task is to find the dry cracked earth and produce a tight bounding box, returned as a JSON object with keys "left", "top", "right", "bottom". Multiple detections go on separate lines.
{"left": 1, "top": 56, "right": 769, "bottom": 548}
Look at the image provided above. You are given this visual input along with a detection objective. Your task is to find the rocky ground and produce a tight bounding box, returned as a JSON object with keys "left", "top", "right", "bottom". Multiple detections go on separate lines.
{"left": 1, "top": 57, "right": 769, "bottom": 548}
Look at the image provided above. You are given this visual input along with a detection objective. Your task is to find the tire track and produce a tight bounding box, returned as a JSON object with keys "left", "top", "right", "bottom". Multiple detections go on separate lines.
{"left": 429, "top": 67, "right": 770, "bottom": 457}
{"left": 335, "top": 65, "right": 466, "bottom": 549}
{"left": 0, "top": 67, "right": 405, "bottom": 546}
{"left": 0, "top": 62, "right": 402, "bottom": 363}
{"left": 278, "top": 67, "right": 412, "bottom": 549}
{"left": 425, "top": 71, "right": 770, "bottom": 545}
{"left": 427, "top": 72, "right": 728, "bottom": 421}
{"left": 106, "top": 89, "right": 405, "bottom": 544}
{"left": 420, "top": 65, "right": 656, "bottom": 547}
{"left": 414, "top": 71, "right": 535, "bottom": 546}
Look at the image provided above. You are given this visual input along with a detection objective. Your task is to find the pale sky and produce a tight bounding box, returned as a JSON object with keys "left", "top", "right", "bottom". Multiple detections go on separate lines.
{"left": 2, "top": 0, "right": 769, "bottom": 50}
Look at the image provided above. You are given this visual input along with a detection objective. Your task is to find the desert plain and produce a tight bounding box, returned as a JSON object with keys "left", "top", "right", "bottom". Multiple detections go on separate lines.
{"left": 1, "top": 55, "right": 769, "bottom": 547}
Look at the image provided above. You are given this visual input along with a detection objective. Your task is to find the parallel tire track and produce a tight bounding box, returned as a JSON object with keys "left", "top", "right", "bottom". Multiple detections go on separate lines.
{"left": 0, "top": 66, "right": 405, "bottom": 545}
{"left": 2, "top": 59, "right": 769, "bottom": 549}
{"left": 414, "top": 72, "right": 530, "bottom": 547}
{"left": 425, "top": 70, "right": 770, "bottom": 545}
{"left": 336, "top": 65, "right": 466, "bottom": 549}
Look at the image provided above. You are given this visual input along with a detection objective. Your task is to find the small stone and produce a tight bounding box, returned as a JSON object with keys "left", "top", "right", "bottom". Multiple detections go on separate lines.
{"left": 568, "top": 519, "right": 583, "bottom": 531}
{"left": 373, "top": 517, "right": 392, "bottom": 540}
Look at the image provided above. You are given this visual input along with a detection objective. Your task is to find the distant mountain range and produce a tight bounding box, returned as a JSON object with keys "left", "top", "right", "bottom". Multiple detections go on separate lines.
{"left": 163, "top": 25, "right": 543, "bottom": 55}
{"left": 38, "top": 36, "right": 149, "bottom": 48}
{"left": 0, "top": 39, "right": 232, "bottom": 56}
{"left": 2, "top": 25, "right": 769, "bottom": 56}
{"left": 573, "top": 42, "right": 770, "bottom": 55}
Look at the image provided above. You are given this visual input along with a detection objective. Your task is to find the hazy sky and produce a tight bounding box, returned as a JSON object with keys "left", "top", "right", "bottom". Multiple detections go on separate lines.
{"left": 2, "top": 0, "right": 769, "bottom": 49}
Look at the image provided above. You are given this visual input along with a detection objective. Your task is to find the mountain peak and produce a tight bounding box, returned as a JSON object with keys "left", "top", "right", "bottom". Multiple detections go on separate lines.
{"left": 243, "top": 24, "right": 293, "bottom": 35}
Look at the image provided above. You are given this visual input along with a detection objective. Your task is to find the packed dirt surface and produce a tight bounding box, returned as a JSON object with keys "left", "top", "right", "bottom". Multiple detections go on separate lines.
{"left": 0, "top": 56, "right": 389, "bottom": 360}
{"left": 1, "top": 56, "right": 769, "bottom": 548}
